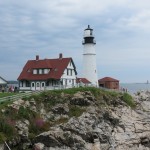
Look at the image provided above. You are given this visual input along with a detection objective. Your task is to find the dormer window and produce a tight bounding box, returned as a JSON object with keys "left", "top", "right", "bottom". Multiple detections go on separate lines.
{"left": 44, "top": 69, "right": 50, "bottom": 74}
{"left": 33, "top": 69, "right": 50, "bottom": 74}
{"left": 39, "top": 69, "right": 42, "bottom": 74}
{"left": 33, "top": 69, "right": 37, "bottom": 74}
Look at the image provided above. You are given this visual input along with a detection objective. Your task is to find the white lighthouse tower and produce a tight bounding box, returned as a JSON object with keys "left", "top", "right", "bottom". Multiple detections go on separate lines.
{"left": 82, "top": 25, "right": 98, "bottom": 86}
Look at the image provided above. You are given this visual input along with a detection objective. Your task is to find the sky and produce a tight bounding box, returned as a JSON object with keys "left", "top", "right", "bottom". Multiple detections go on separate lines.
{"left": 0, "top": 0, "right": 150, "bottom": 83}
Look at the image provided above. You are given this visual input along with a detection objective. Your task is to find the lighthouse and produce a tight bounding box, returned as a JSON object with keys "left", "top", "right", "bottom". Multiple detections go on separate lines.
{"left": 82, "top": 25, "right": 98, "bottom": 86}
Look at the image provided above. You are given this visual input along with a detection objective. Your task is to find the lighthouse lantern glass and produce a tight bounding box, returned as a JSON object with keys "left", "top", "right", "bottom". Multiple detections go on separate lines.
{"left": 84, "top": 30, "right": 91, "bottom": 37}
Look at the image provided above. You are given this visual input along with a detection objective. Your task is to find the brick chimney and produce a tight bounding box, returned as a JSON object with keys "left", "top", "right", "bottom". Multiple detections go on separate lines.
{"left": 36, "top": 55, "right": 39, "bottom": 61}
{"left": 59, "top": 53, "right": 63, "bottom": 59}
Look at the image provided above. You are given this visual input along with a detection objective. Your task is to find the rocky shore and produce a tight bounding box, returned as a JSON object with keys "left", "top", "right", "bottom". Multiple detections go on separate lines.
{"left": 0, "top": 88, "right": 150, "bottom": 150}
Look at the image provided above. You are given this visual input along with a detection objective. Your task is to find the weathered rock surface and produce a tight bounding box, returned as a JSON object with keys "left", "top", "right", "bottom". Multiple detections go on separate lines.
{"left": 32, "top": 91, "right": 150, "bottom": 150}
{"left": 52, "top": 104, "right": 69, "bottom": 115}
{"left": 70, "top": 91, "right": 95, "bottom": 106}
{"left": 2, "top": 90, "right": 150, "bottom": 150}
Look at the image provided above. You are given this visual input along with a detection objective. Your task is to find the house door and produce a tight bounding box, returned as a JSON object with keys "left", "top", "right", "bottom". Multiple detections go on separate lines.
{"left": 41, "top": 82, "right": 45, "bottom": 90}
{"left": 36, "top": 82, "right": 40, "bottom": 91}
{"left": 31, "top": 82, "right": 35, "bottom": 91}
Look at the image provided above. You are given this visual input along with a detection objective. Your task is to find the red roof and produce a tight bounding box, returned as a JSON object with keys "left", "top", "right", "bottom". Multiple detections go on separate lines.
{"left": 18, "top": 57, "right": 77, "bottom": 81}
{"left": 98, "top": 77, "right": 119, "bottom": 82}
{"left": 76, "top": 78, "right": 91, "bottom": 84}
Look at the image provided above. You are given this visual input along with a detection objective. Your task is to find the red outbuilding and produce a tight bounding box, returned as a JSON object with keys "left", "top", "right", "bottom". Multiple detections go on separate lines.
{"left": 98, "top": 77, "right": 119, "bottom": 90}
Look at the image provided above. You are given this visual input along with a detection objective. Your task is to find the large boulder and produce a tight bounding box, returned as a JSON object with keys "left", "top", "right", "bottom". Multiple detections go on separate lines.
{"left": 33, "top": 130, "right": 86, "bottom": 149}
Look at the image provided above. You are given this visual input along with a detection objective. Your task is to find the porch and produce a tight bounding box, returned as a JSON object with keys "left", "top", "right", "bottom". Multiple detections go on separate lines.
{"left": 19, "top": 79, "right": 75, "bottom": 91}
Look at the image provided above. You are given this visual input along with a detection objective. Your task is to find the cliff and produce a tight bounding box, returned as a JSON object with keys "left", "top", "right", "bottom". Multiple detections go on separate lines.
{"left": 0, "top": 87, "right": 150, "bottom": 150}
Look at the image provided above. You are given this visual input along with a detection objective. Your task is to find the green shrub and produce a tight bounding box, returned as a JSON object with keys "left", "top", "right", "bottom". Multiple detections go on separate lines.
{"left": 29, "top": 123, "right": 39, "bottom": 135}
{"left": 29, "top": 118, "right": 50, "bottom": 135}
{"left": 28, "top": 133, "right": 36, "bottom": 141}
{"left": 17, "top": 106, "right": 30, "bottom": 119}
{"left": 122, "top": 93, "right": 136, "bottom": 108}
{"left": 0, "top": 132, "right": 6, "bottom": 143}
{"left": 69, "top": 105, "right": 85, "bottom": 117}
{"left": 0, "top": 118, "right": 14, "bottom": 138}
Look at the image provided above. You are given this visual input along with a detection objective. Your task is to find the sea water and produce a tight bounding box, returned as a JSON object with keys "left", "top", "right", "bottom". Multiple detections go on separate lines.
{"left": 120, "top": 83, "right": 150, "bottom": 94}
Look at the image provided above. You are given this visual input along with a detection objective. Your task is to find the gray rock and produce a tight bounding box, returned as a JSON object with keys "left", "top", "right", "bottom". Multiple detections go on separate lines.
{"left": 70, "top": 91, "right": 94, "bottom": 106}
{"left": 52, "top": 104, "right": 69, "bottom": 115}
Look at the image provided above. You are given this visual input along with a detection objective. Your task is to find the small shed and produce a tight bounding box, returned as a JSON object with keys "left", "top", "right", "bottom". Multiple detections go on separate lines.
{"left": 76, "top": 78, "right": 91, "bottom": 87}
{"left": 98, "top": 77, "right": 119, "bottom": 90}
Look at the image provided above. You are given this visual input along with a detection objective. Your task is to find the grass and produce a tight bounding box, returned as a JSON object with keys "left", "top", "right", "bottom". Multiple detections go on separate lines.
{"left": 69, "top": 105, "right": 85, "bottom": 117}
{"left": 41, "top": 87, "right": 100, "bottom": 96}
{"left": 122, "top": 93, "right": 136, "bottom": 108}
{"left": 0, "top": 92, "right": 17, "bottom": 98}
{"left": 0, "top": 118, "right": 16, "bottom": 142}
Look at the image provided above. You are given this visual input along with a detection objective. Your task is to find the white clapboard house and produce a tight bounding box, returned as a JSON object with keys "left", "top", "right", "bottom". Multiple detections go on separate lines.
{"left": 18, "top": 54, "right": 77, "bottom": 91}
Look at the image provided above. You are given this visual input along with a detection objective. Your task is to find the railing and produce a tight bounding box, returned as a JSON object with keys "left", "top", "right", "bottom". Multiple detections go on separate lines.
{"left": 0, "top": 91, "right": 42, "bottom": 104}
{"left": 4, "top": 141, "right": 11, "bottom": 150}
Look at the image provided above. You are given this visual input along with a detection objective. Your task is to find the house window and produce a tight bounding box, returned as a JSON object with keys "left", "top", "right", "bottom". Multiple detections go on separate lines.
{"left": 33, "top": 69, "right": 37, "bottom": 74}
{"left": 65, "top": 79, "right": 67, "bottom": 85}
{"left": 36, "top": 82, "right": 40, "bottom": 87}
{"left": 67, "top": 69, "right": 69, "bottom": 75}
{"left": 67, "top": 69, "right": 73, "bottom": 76}
{"left": 46, "top": 81, "right": 49, "bottom": 86}
{"left": 70, "top": 69, "right": 72, "bottom": 76}
{"left": 44, "top": 69, "right": 47, "bottom": 74}
{"left": 39, "top": 69, "right": 42, "bottom": 74}
{"left": 72, "top": 79, "right": 74, "bottom": 85}
{"left": 44, "top": 69, "right": 50, "bottom": 74}
{"left": 20, "top": 81, "right": 23, "bottom": 87}
{"left": 26, "top": 81, "right": 30, "bottom": 87}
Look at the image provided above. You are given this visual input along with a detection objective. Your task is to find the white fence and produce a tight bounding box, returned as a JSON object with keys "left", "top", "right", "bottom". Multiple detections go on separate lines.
{"left": 0, "top": 91, "right": 41, "bottom": 104}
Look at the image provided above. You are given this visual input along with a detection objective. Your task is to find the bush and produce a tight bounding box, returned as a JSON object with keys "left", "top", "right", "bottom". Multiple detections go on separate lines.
{"left": 69, "top": 105, "right": 85, "bottom": 117}
{"left": 29, "top": 117, "right": 50, "bottom": 135}
{"left": 0, "top": 118, "right": 14, "bottom": 139}
{"left": 0, "top": 132, "right": 6, "bottom": 143}
{"left": 18, "top": 106, "right": 30, "bottom": 119}
{"left": 122, "top": 93, "right": 136, "bottom": 108}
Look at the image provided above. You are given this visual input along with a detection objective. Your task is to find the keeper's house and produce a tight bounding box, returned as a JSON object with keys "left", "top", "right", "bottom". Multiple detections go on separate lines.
{"left": 17, "top": 54, "right": 77, "bottom": 91}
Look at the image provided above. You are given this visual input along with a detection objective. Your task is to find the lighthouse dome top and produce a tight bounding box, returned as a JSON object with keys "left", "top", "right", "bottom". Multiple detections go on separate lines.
{"left": 84, "top": 25, "right": 93, "bottom": 31}
{"left": 84, "top": 25, "right": 94, "bottom": 38}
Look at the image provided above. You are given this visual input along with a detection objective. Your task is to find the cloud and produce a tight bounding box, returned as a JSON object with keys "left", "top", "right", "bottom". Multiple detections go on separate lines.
{"left": 0, "top": 0, "right": 150, "bottom": 82}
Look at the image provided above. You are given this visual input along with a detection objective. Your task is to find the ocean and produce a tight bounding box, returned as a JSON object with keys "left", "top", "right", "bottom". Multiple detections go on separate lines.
{"left": 120, "top": 83, "right": 150, "bottom": 94}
